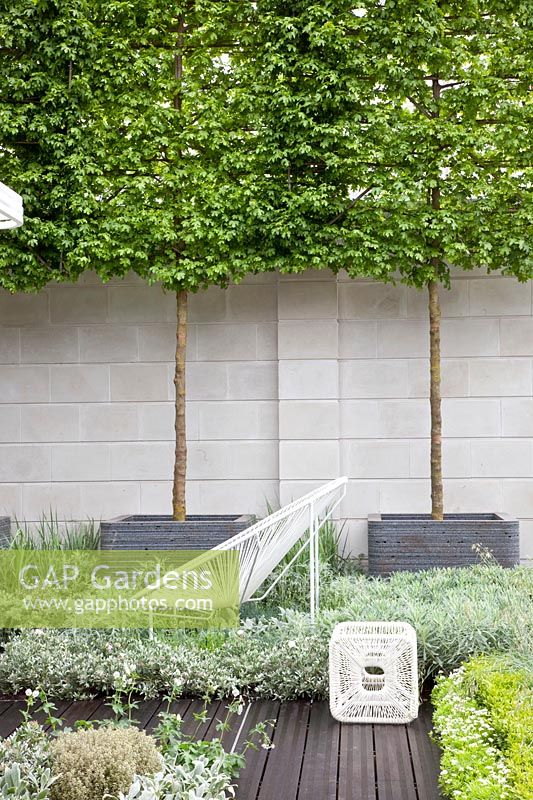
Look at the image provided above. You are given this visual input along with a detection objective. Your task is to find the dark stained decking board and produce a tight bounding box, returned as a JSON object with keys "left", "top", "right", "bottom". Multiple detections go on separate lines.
{"left": 0, "top": 697, "right": 442, "bottom": 799}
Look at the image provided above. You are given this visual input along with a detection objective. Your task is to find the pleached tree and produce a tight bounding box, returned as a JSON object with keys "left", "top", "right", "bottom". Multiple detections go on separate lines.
{"left": 236, "top": 0, "right": 532, "bottom": 519}
{"left": 3, "top": 0, "right": 530, "bottom": 528}
{"left": 1, "top": 0, "right": 255, "bottom": 521}
{"left": 73, "top": 0, "right": 255, "bottom": 520}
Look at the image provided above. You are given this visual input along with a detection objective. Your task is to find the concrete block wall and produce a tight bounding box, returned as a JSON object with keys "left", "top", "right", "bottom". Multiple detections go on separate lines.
{"left": 0, "top": 269, "right": 532, "bottom": 560}
{"left": 0, "top": 270, "right": 279, "bottom": 523}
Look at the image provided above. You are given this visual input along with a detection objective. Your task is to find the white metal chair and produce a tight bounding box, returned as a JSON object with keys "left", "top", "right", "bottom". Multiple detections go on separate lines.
{"left": 145, "top": 477, "right": 347, "bottom": 626}
{"left": 215, "top": 476, "right": 347, "bottom": 620}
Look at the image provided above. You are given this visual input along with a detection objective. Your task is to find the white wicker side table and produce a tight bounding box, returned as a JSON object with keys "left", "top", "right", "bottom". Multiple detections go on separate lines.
{"left": 329, "top": 621, "right": 418, "bottom": 724}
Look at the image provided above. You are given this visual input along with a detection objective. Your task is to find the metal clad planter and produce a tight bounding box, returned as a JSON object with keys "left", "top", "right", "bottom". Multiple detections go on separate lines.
{"left": 0, "top": 517, "right": 10, "bottom": 547}
{"left": 368, "top": 513, "right": 520, "bottom": 576}
{"left": 100, "top": 514, "right": 255, "bottom": 550}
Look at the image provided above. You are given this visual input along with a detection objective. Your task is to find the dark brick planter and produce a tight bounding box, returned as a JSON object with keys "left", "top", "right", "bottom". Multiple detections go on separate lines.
{"left": 0, "top": 517, "right": 10, "bottom": 548}
{"left": 368, "top": 513, "right": 520, "bottom": 576}
{"left": 100, "top": 514, "right": 255, "bottom": 550}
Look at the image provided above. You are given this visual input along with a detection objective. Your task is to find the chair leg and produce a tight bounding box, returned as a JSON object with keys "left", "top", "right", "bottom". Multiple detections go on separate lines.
{"left": 314, "top": 523, "right": 320, "bottom": 614}
{"left": 309, "top": 542, "right": 315, "bottom": 623}
{"left": 309, "top": 502, "right": 315, "bottom": 623}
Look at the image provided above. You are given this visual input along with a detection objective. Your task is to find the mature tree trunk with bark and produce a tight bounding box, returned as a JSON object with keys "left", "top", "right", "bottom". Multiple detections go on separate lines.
{"left": 428, "top": 279, "right": 443, "bottom": 520}
{"left": 428, "top": 75, "right": 444, "bottom": 521}
{"left": 171, "top": 16, "right": 187, "bottom": 522}
{"left": 173, "top": 289, "right": 188, "bottom": 521}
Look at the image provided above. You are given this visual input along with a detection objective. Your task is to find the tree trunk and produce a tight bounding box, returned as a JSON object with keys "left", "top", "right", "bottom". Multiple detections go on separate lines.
{"left": 429, "top": 74, "right": 443, "bottom": 519}
{"left": 171, "top": 14, "right": 187, "bottom": 522}
{"left": 428, "top": 280, "right": 444, "bottom": 520}
{"left": 172, "top": 289, "right": 187, "bottom": 521}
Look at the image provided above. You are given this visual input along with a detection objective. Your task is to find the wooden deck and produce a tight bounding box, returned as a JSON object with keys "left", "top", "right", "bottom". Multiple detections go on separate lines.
{"left": 0, "top": 697, "right": 442, "bottom": 799}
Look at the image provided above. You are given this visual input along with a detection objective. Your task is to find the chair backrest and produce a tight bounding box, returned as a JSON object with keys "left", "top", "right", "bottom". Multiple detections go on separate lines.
{"left": 214, "top": 477, "right": 348, "bottom": 602}
{"left": 141, "top": 478, "right": 348, "bottom": 624}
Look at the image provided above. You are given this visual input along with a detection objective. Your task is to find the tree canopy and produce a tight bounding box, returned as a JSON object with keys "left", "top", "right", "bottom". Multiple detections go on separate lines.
{"left": 233, "top": 0, "right": 532, "bottom": 520}
{"left": 79, "top": 0, "right": 255, "bottom": 292}
{"left": 0, "top": 0, "right": 255, "bottom": 293}
{"left": 2, "top": 0, "right": 531, "bottom": 289}
{"left": 0, "top": 0, "right": 100, "bottom": 290}
{"left": 237, "top": 0, "right": 532, "bottom": 285}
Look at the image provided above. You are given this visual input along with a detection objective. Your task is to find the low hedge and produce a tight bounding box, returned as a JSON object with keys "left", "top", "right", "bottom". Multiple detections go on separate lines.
{"left": 432, "top": 655, "right": 533, "bottom": 800}
{"left": 0, "top": 565, "right": 531, "bottom": 701}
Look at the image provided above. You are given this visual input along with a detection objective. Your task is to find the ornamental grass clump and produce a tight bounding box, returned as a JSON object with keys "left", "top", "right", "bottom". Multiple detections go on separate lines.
{"left": 50, "top": 727, "right": 162, "bottom": 800}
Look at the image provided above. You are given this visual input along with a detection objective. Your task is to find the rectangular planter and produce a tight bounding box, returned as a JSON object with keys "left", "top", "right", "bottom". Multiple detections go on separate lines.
{"left": 100, "top": 514, "right": 255, "bottom": 550}
{"left": 368, "top": 513, "right": 520, "bottom": 576}
{"left": 0, "top": 517, "right": 10, "bottom": 548}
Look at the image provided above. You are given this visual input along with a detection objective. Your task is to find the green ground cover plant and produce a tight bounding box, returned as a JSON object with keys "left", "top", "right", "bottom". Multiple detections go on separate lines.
{"left": 1, "top": 565, "right": 530, "bottom": 700}
{"left": 432, "top": 655, "right": 533, "bottom": 800}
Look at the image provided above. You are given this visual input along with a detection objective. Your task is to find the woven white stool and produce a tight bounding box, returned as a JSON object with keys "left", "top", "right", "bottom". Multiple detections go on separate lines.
{"left": 329, "top": 621, "right": 418, "bottom": 724}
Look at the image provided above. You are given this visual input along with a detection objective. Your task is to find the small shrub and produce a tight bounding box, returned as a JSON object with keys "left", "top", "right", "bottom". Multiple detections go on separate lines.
{"left": 50, "top": 726, "right": 162, "bottom": 800}
{"left": 0, "top": 693, "right": 267, "bottom": 800}
{"left": 0, "top": 722, "right": 55, "bottom": 799}
{"left": 112, "top": 751, "right": 233, "bottom": 800}
{"left": 464, "top": 655, "right": 533, "bottom": 799}
{"left": 432, "top": 656, "right": 533, "bottom": 800}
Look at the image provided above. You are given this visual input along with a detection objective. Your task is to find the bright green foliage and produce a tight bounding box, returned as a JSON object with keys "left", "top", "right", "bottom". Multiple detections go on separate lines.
{"left": 79, "top": 0, "right": 254, "bottom": 292}
{"left": 433, "top": 655, "right": 533, "bottom": 800}
{"left": 234, "top": 1, "right": 377, "bottom": 276}
{"left": 432, "top": 666, "right": 513, "bottom": 799}
{"left": 2, "top": 1, "right": 531, "bottom": 290}
{"left": 0, "top": 1, "right": 255, "bottom": 294}
{"left": 464, "top": 655, "right": 533, "bottom": 799}
{"left": 239, "top": 0, "right": 532, "bottom": 285}
{"left": 0, "top": 1, "right": 100, "bottom": 291}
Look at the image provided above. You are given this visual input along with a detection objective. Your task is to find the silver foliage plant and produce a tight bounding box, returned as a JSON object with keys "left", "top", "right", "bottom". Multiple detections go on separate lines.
{"left": 0, "top": 723, "right": 56, "bottom": 800}
{"left": 114, "top": 755, "right": 234, "bottom": 800}
{"left": 0, "top": 719, "right": 236, "bottom": 800}
{"left": 1, "top": 565, "right": 531, "bottom": 699}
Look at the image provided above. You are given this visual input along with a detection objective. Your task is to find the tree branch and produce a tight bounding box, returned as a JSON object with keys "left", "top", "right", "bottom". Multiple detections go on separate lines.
{"left": 407, "top": 96, "right": 432, "bottom": 117}
{"left": 327, "top": 187, "right": 374, "bottom": 225}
